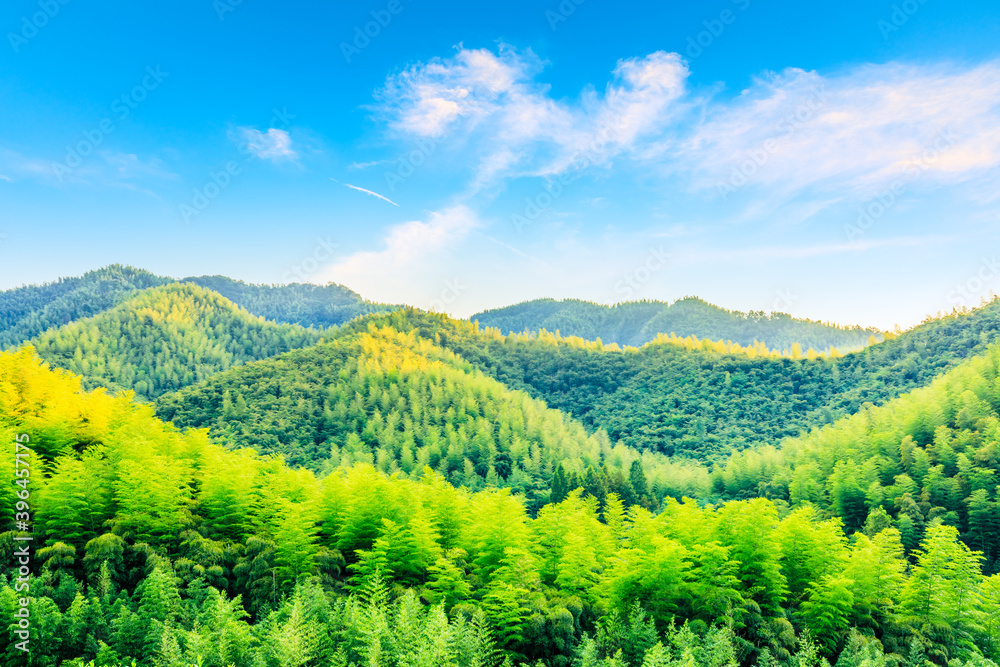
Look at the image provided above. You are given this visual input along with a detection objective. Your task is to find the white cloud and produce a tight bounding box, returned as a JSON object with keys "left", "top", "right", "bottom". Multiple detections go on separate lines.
{"left": 238, "top": 127, "right": 296, "bottom": 160}
{"left": 0, "top": 174, "right": 11, "bottom": 182}
{"left": 320, "top": 205, "right": 480, "bottom": 304}
{"left": 375, "top": 49, "right": 1000, "bottom": 208}
{"left": 666, "top": 62, "right": 1000, "bottom": 202}
{"left": 0, "top": 147, "right": 174, "bottom": 191}
{"left": 376, "top": 46, "right": 689, "bottom": 188}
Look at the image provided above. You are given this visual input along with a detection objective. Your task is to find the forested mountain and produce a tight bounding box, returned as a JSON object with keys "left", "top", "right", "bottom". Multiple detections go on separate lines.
{"left": 256, "top": 301, "right": 997, "bottom": 463}
{"left": 30, "top": 283, "right": 323, "bottom": 400}
{"left": 183, "top": 274, "right": 397, "bottom": 328}
{"left": 0, "top": 265, "right": 170, "bottom": 349}
{"left": 472, "top": 297, "right": 884, "bottom": 353}
{"left": 2, "top": 348, "right": 998, "bottom": 666}
{"left": 7, "top": 269, "right": 1000, "bottom": 665}
{"left": 714, "top": 337, "right": 1000, "bottom": 575}
{"left": 156, "top": 315, "right": 709, "bottom": 508}
{"left": 0, "top": 265, "right": 392, "bottom": 350}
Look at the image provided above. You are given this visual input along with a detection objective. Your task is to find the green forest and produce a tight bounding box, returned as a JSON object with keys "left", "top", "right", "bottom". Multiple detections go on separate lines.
{"left": 30, "top": 284, "right": 322, "bottom": 400}
{"left": 1, "top": 273, "right": 1000, "bottom": 666}
{"left": 0, "top": 266, "right": 390, "bottom": 351}
{"left": 2, "top": 348, "right": 1000, "bottom": 667}
{"left": 471, "top": 298, "right": 884, "bottom": 353}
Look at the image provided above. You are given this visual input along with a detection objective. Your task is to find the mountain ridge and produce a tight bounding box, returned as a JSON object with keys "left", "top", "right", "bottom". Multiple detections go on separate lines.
{"left": 471, "top": 296, "right": 885, "bottom": 353}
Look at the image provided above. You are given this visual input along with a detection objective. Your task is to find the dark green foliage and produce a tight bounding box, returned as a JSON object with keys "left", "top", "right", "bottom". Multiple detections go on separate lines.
{"left": 0, "top": 265, "right": 394, "bottom": 352}
{"left": 183, "top": 274, "right": 397, "bottom": 328}
{"left": 472, "top": 296, "right": 883, "bottom": 352}
{"left": 432, "top": 299, "right": 1000, "bottom": 460}
{"left": 0, "top": 265, "right": 170, "bottom": 349}
{"left": 155, "top": 317, "right": 708, "bottom": 504}
{"left": 3, "top": 347, "right": 1000, "bottom": 666}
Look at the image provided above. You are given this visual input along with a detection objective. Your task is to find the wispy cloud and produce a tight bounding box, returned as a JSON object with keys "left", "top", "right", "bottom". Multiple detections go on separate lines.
{"left": 673, "top": 62, "right": 1000, "bottom": 202}
{"left": 0, "top": 146, "right": 174, "bottom": 190}
{"left": 375, "top": 46, "right": 689, "bottom": 190}
{"left": 341, "top": 182, "right": 399, "bottom": 206}
{"left": 374, "top": 48, "right": 1000, "bottom": 209}
{"left": 321, "top": 205, "right": 480, "bottom": 299}
{"left": 678, "top": 234, "right": 961, "bottom": 264}
{"left": 349, "top": 159, "right": 392, "bottom": 170}
{"left": 103, "top": 152, "right": 177, "bottom": 182}
{"left": 238, "top": 127, "right": 297, "bottom": 160}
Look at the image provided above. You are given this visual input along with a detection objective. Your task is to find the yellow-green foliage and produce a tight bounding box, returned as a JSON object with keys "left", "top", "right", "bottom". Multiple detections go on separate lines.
{"left": 1, "top": 348, "right": 999, "bottom": 666}
{"left": 30, "top": 283, "right": 321, "bottom": 399}
{"left": 157, "top": 323, "right": 710, "bottom": 505}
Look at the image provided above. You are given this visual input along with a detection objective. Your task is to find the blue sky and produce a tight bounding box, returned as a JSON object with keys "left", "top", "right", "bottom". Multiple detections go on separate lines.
{"left": 2, "top": 0, "right": 1000, "bottom": 329}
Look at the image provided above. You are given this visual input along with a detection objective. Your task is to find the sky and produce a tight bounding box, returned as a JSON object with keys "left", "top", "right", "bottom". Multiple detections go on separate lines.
{"left": 2, "top": 0, "right": 1000, "bottom": 330}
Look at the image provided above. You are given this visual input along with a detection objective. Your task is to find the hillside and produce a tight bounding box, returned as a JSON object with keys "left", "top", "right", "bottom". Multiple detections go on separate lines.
{"left": 0, "top": 265, "right": 170, "bottom": 349}
{"left": 2, "top": 348, "right": 998, "bottom": 666}
{"left": 472, "top": 297, "right": 884, "bottom": 352}
{"left": 155, "top": 315, "right": 709, "bottom": 508}
{"left": 30, "top": 283, "right": 323, "bottom": 400}
{"left": 715, "top": 338, "right": 1000, "bottom": 574}
{"left": 182, "top": 274, "right": 397, "bottom": 327}
{"left": 0, "top": 265, "right": 392, "bottom": 349}
{"left": 283, "top": 302, "right": 1000, "bottom": 462}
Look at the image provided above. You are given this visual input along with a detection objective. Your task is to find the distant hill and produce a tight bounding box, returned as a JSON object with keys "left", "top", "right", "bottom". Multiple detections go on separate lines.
{"left": 183, "top": 274, "right": 396, "bottom": 328}
{"left": 31, "top": 283, "right": 323, "bottom": 399}
{"left": 0, "top": 265, "right": 171, "bottom": 349}
{"left": 155, "top": 310, "right": 709, "bottom": 507}
{"left": 329, "top": 301, "right": 1000, "bottom": 461}
{"left": 0, "top": 265, "right": 395, "bottom": 349}
{"left": 715, "top": 336, "right": 1000, "bottom": 574}
{"left": 471, "top": 297, "right": 883, "bottom": 352}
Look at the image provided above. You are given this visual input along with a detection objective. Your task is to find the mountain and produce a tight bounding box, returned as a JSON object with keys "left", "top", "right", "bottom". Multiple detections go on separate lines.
{"left": 715, "top": 336, "right": 1000, "bottom": 576}
{"left": 181, "top": 274, "right": 397, "bottom": 328}
{"left": 155, "top": 309, "right": 709, "bottom": 508}
{"left": 471, "top": 296, "right": 884, "bottom": 352}
{"left": 0, "top": 265, "right": 393, "bottom": 350}
{"left": 0, "top": 265, "right": 170, "bottom": 349}
{"left": 30, "top": 283, "right": 323, "bottom": 400}
{"left": 154, "top": 296, "right": 1000, "bottom": 477}
{"left": 2, "top": 346, "right": 999, "bottom": 666}
{"left": 428, "top": 298, "right": 1000, "bottom": 460}
{"left": 14, "top": 265, "right": 1000, "bottom": 466}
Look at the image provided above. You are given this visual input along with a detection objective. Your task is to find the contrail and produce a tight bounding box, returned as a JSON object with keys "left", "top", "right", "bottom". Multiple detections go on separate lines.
{"left": 339, "top": 181, "right": 399, "bottom": 207}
